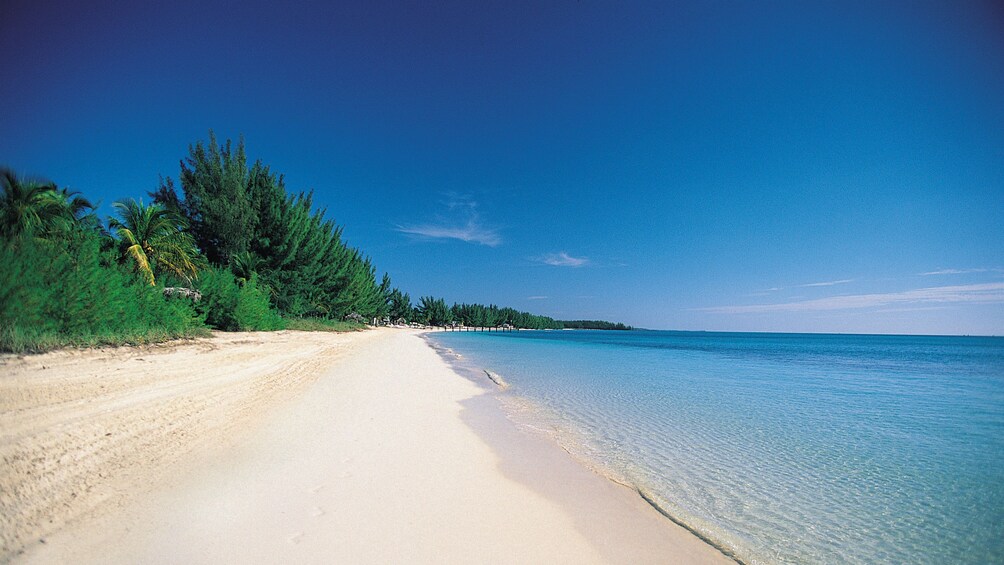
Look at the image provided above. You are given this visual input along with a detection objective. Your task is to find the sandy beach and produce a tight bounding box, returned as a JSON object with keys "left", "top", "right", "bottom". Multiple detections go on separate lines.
{"left": 1, "top": 328, "right": 729, "bottom": 564}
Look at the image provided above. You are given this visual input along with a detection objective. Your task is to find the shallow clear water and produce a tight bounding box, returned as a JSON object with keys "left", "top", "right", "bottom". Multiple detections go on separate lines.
{"left": 429, "top": 330, "right": 1004, "bottom": 564}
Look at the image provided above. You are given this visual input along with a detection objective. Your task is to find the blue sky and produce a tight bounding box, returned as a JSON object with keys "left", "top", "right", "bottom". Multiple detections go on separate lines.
{"left": 3, "top": 0, "right": 1002, "bottom": 334}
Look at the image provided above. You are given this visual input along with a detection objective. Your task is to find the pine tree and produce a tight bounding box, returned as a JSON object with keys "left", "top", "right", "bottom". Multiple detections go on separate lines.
{"left": 388, "top": 288, "right": 413, "bottom": 322}
{"left": 174, "top": 131, "right": 254, "bottom": 265}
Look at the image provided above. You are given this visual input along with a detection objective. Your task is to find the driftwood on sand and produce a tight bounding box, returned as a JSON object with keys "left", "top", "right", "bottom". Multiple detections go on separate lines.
{"left": 484, "top": 369, "right": 509, "bottom": 390}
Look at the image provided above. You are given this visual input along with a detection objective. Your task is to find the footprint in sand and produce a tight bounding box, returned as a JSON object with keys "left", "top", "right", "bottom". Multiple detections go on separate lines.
{"left": 308, "top": 484, "right": 324, "bottom": 494}
{"left": 311, "top": 506, "right": 325, "bottom": 517}
{"left": 288, "top": 532, "right": 304, "bottom": 545}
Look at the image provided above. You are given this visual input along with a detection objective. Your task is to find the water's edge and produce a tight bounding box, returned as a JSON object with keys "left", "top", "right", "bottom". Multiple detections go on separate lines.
{"left": 423, "top": 332, "right": 744, "bottom": 564}
{"left": 425, "top": 329, "right": 1004, "bottom": 564}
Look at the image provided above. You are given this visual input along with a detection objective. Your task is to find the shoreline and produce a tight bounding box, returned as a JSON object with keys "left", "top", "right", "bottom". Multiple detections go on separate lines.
{"left": 3, "top": 329, "right": 730, "bottom": 563}
{"left": 425, "top": 333, "right": 742, "bottom": 564}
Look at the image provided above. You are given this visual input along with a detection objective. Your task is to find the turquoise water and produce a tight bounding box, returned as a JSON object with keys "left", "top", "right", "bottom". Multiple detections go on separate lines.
{"left": 429, "top": 330, "right": 1004, "bottom": 564}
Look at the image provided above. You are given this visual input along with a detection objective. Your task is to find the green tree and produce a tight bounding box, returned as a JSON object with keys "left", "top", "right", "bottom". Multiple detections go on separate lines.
{"left": 109, "top": 199, "right": 203, "bottom": 286}
{"left": 239, "top": 164, "right": 388, "bottom": 320}
{"left": 447, "top": 301, "right": 561, "bottom": 329}
{"left": 45, "top": 187, "right": 101, "bottom": 236}
{"left": 417, "top": 296, "right": 452, "bottom": 326}
{"left": 230, "top": 251, "right": 264, "bottom": 286}
{"left": 559, "top": 320, "right": 632, "bottom": 330}
{"left": 155, "top": 133, "right": 390, "bottom": 321}
{"left": 174, "top": 131, "right": 254, "bottom": 265}
{"left": 0, "top": 168, "right": 65, "bottom": 239}
{"left": 387, "top": 287, "right": 412, "bottom": 322}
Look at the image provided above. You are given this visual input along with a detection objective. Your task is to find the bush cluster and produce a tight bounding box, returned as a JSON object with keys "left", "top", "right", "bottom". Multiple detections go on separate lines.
{"left": 0, "top": 233, "right": 206, "bottom": 352}
{"left": 195, "top": 266, "right": 284, "bottom": 332}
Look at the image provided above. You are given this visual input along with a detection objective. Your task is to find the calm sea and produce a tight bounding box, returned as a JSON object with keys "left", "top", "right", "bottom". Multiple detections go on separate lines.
{"left": 428, "top": 330, "right": 1004, "bottom": 565}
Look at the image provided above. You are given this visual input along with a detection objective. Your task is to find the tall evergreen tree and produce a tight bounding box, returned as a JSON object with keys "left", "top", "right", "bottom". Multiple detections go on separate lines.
{"left": 171, "top": 131, "right": 254, "bottom": 265}
{"left": 388, "top": 288, "right": 413, "bottom": 322}
{"left": 154, "top": 132, "right": 390, "bottom": 321}
{"left": 417, "top": 296, "right": 452, "bottom": 326}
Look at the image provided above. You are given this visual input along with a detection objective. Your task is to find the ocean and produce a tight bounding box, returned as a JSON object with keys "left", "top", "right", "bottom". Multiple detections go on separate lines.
{"left": 427, "top": 330, "right": 1004, "bottom": 565}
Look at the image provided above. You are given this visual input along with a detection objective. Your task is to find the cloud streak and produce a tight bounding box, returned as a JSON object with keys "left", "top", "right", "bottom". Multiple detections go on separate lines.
{"left": 396, "top": 194, "right": 501, "bottom": 246}
{"left": 698, "top": 283, "right": 1004, "bottom": 314}
{"left": 754, "top": 280, "right": 853, "bottom": 295}
{"left": 536, "top": 251, "right": 589, "bottom": 267}
{"left": 797, "top": 279, "right": 854, "bottom": 287}
{"left": 919, "top": 268, "right": 988, "bottom": 276}
{"left": 396, "top": 220, "right": 501, "bottom": 246}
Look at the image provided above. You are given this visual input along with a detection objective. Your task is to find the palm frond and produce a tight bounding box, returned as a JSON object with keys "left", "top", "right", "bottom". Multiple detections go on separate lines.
{"left": 111, "top": 198, "right": 203, "bottom": 286}
{"left": 123, "top": 242, "right": 154, "bottom": 285}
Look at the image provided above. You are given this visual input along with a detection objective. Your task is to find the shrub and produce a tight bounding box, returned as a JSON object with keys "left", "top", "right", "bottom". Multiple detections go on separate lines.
{"left": 0, "top": 233, "right": 205, "bottom": 353}
{"left": 234, "top": 275, "right": 284, "bottom": 331}
{"left": 195, "top": 266, "right": 283, "bottom": 331}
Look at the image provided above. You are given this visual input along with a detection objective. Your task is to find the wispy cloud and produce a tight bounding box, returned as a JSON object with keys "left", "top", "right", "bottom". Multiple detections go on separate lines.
{"left": 873, "top": 306, "right": 948, "bottom": 314}
{"left": 753, "top": 280, "right": 853, "bottom": 295}
{"left": 919, "top": 268, "right": 988, "bottom": 276}
{"left": 396, "top": 221, "right": 501, "bottom": 246}
{"left": 396, "top": 194, "right": 501, "bottom": 246}
{"left": 697, "top": 282, "right": 1004, "bottom": 314}
{"left": 796, "top": 279, "right": 854, "bottom": 288}
{"left": 535, "top": 251, "right": 589, "bottom": 267}
{"left": 527, "top": 295, "right": 548, "bottom": 300}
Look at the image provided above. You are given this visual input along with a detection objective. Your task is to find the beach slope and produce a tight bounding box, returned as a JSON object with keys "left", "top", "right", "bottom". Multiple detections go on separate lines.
{"left": 3, "top": 329, "right": 728, "bottom": 564}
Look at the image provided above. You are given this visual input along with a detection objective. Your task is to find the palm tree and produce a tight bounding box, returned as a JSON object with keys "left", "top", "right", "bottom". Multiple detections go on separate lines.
{"left": 47, "top": 187, "right": 102, "bottom": 236}
{"left": 109, "top": 199, "right": 203, "bottom": 286}
{"left": 0, "top": 168, "right": 64, "bottom": 239}
{"left": 230, "top": 251, "right": 263, "bottom": 285}
{"left": 56, "top": 188, "right": 97, "bottom": 223}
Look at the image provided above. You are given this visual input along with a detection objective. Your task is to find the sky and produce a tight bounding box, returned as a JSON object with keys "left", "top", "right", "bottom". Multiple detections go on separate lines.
{"left": 2, "top": 0, "right": 1003, "bottom": 335}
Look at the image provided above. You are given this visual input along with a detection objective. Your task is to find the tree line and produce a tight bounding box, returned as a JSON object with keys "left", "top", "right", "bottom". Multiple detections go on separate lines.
{"left": 408, "top": 298, "right": 562, "bottom": 329}
{"left": 2, "top": 131, "right": 630, "bottom": 352}
{"left": 558, "top": 320, "right": 633, "bottom": 330}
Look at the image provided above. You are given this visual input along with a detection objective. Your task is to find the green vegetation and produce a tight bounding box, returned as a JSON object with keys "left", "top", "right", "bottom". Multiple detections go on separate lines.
{"left": 194, "top": 266, "right": 284, "bottom": 332}
{"left": 0, "top": 169, "right": 74, "bottom": 239}
{"left": 1, "top": 131, "right": 596, "bottom": 352}
{"left": 410, "top": 297, "right": 562, "bottom": 329}
{"left": 559, "top": 320, "right": 633, "bottom": 330}
{"left": 154, "top": 134, "right": 392, "bottom": 320}
{"left": 109, "top": 199, "right": 203, "bottom": 286}
{"left": 282, "top": 318, "right": 365, "bottom": 332}
{"left": 0, "top": 228, "right": 207, "bottom": 353}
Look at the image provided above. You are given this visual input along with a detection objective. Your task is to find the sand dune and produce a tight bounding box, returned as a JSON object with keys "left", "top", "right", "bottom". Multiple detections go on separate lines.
{"left": 2, "top": 329, "right": 728, "bottom": 564}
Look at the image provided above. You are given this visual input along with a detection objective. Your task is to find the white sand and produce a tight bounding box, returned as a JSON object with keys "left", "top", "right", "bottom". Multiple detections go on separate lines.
{"left": 2, "top": 329, "right": 730, "bottom": 564}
